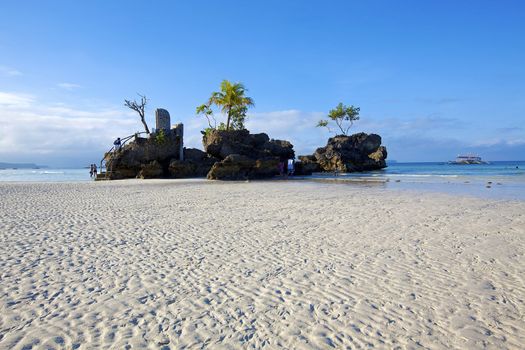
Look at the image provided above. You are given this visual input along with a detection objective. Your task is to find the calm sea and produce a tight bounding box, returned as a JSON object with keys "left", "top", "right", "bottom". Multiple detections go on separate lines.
{"left": 1, "top": 161, "right": 524, "bottom": 200}
{"left": 0, "top": 168, "right": 91, "bottom": 182}
{"left": 311, "top": 161, "right": 525, "bottom": 180}
{"left": 311, "top": 161, "right": 525, "bottom": 200}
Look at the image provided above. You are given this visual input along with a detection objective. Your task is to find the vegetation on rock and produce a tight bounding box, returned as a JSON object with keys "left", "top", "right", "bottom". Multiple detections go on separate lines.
{"left": 317, "top": 102, "right": 360, "bottom": 136}
{"left": 155, "top": 129, "right": 167, "bottom": 145}
{"left": 197, "top": 80, "right": 254, "bottom": 132}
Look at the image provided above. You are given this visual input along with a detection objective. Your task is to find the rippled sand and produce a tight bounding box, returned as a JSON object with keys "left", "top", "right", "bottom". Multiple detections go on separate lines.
{"left": 0, "top": 180, "right": 524, "bottom": 349}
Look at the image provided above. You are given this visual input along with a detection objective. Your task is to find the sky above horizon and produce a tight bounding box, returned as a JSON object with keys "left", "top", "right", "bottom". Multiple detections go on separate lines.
{"left": 1, "top": 0, "right": 524, "bottom": 167}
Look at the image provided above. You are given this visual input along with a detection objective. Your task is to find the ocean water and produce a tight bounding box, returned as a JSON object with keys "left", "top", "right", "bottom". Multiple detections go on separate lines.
{"left": 311, "top": 161, "right": 525, "bottom": 179}
{"left": 311, "top": 161, "right": 525, "bottom": 201}
{"left": 1, "top": 161, "right": 524, "bottom": 200}
{"left": 0, "top": 168, "right": 91, "bottom": 182}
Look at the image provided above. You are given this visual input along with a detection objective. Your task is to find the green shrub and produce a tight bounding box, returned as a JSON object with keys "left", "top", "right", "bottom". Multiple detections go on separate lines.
{"left": 155, "top": 129, "right": 167, "bottom": 145}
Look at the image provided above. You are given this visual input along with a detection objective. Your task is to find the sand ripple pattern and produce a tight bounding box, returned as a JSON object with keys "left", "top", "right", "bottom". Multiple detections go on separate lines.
{"left": 0, "top": 180, "right": 524, "bottom": 349}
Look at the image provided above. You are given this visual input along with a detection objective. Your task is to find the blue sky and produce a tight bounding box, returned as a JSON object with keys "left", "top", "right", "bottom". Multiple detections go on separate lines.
{"left": 1, "top": 0, "right": 524, "bottom": 166}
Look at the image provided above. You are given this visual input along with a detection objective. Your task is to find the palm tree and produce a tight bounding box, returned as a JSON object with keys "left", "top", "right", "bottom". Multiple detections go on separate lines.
{"left": 208, "top": 80, "right": 254, "bottom": 130}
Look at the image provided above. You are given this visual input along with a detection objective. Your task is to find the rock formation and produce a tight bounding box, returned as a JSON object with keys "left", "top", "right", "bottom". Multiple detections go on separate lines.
{"left": 101, "top": 106, "right": 385, "bottom": 180}
{"left": 105, "top": 126, "right": 184, "bottom": 179}
{"left": 294, "top": 155, "right": 321, "bottom": 175}
{"left": 168, "top": 148, "right": 218, "bottom": 178}
{"left": 102, "top": 128, "right": 294, "bottom": 180}
{"left": 298, "top": 133, "right": 387, "bottom": 174}
{"left": 203, "top": 129, "right": 295, "bottom": 180}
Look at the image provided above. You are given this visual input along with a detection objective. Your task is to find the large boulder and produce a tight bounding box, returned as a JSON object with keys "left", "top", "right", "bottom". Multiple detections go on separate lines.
{"left": 207, "top": 154, "right": 280, "bottom": 180}
{"left": 203, "top": 130, "right": 295, "bottom": 180}
{"left": 294, "top": 155, "right": 321, "bottom": 175}
{"left": 203, "top": 130, "right": 294, "bottom": 160}
{"left": 305, "top": 133, "right": 387, "bottom": 173}
{"left": 138, "top": 160, "right": 164, "bottom": 179}
{"left": 168, "top": 148, "right": 218, "bottom": 178}
{"left": 105, "top": 130, "right": 182, "bottom": 179}
{"left": 207, "top": 154, "right": 255, "bottom": 180}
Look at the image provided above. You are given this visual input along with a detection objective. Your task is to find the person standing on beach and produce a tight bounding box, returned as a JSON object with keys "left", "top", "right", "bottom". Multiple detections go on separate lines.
{"left": 89, "top": 164, "right": 94, "bottom": 178}
{"left": 93, "top": 164, "right": 97, "bottom": 177}
{"left": 278, "top": 160, "right": 285, "bottom": 177}
{"left": 287, "top": 159, "right": 295, "bottom": 177}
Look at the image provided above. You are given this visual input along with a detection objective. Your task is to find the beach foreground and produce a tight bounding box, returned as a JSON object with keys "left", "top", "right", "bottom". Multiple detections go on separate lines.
{"left": 0, "top": 180, "right": 524, "bottom": 349}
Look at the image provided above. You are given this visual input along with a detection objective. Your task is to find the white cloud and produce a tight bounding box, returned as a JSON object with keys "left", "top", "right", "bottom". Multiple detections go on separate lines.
{"left": 2, "top": 94, "right": 521, "bottom": 166}
{"left": 182, "top": 116, "right": 207, "bottom": 150}
{"left": 470, "top": 138, "right": 525, "bottom": 147}
{"left": 187, "top": 109, "right": 479, "bottom": 157}
{"left": 0, "top": 65, "right": 22, "bottom": 77}
{"left": 57, "top": 82, "right": 82, "bottom": 90}
{"left": 0, "top": 91, "right": 140, "bottom": 166}
{"left": 245, "top": 110, "right": 326, "bottom": 155}
{"left": 0, "top": 92, "right": 34, "bottom": 107}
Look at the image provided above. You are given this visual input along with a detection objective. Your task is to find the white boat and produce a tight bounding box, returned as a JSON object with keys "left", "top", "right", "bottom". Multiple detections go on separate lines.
{"left": 449, "top": 154, "right": 487, "bottom": 164}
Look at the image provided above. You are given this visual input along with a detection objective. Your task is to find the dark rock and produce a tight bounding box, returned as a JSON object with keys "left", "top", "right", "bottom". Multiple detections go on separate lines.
{"left": 203, "top": 130, "right": 294, "bottom": 160}
{"left": 207, "top": 154, "right": 281, "bottom": 180}
{"left": 138, "top": 160, "right": 164, "bottom": 179}
{"left": 261, "top": 139, "right": 294, "bottom": 159}
{"left": 203, "top": 129, "right": 252, "bottom": 159}
{"left": 168, "top": 160, "right": 199, "bottom": 178}
{"left": 207, "top": 154, "right": 255, "bottom": 180}
{"left": 295, "top": 155, "right": 321, "bottom": 175}
{"left": 168, "top": 148, "right": 218, "bottom": 178}
{"left": 203, "top": 130, "right": 294, "bottom": 180}
{"left": 105, "top": 128, "right": 183, "bottom": 179}
{"left": 183, "top": 148, "right": 208, "bottom": 162}
{"left": 253, "top": 158, "right": 281, "bottom": 178}
{"left": 305, "top": 133, "right": 387, "bottom": 173}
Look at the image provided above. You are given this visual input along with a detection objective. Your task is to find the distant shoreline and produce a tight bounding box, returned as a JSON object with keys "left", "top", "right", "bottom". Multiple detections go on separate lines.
{"left": 0, "top": 162, "right": 47, "bottom": 169}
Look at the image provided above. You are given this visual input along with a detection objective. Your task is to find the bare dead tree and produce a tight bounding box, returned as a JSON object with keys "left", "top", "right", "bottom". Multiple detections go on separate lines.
{"left": 124, "top": 94, "right": 150, "bottom": 134}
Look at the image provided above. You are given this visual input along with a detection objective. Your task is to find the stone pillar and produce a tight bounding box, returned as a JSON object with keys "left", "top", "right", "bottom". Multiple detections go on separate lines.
{"left": 173, "top": 123, "right": 184, "bottom": 161}
{"left": 155, "top": 108, "right": 171, "bottom": 131}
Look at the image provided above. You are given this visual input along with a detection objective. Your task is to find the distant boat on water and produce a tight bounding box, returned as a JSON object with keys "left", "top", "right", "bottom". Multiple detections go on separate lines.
{"left": 448, "top": 154, "right": 488, "bottom": 164}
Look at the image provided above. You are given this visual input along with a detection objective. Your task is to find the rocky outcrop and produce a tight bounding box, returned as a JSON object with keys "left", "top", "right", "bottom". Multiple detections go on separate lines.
{"left": 105, "top": 129, "right": 183, "bottom": 179}
{"left": 138, "top": 160, "right": 164, "bottom": 179}
{"left": 203, "top": 130, "right": 295, "bottom": 180}
{"left": 294, "top": 155, "right": 321, "bottom": 175}
{"left": 203, "top": 129, "right": 294, "bottom": 160}
{"left": 104, "top": 125, "right": 217, "bottom": 179}
{"left": 104, "top": 127, "right": 385, "bottom": 180}
{"left": 168, "top": 148, "right": 217, "bottom": 178}
{"left": 206, "top": 155, "right": 282, "bottom": 180}
{"left": 104, "top": 128, "right": 294, "bottom": 180}
{"left": 207, "top": 154, "right": 255, "bottom": 180}
{"left": 299, "top": 133, "right": 387, "bottom": 174}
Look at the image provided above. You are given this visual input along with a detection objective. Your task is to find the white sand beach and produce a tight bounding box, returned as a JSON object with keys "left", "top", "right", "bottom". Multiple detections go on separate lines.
{"left": 0, "top": 180, "right": 524, "bottom": 349}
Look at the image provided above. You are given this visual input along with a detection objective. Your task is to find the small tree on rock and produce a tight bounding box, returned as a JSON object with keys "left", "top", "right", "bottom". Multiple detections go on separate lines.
{"left": 197, "top": 80, "right": 254, "bottom": 132}
{"left": 125, "top": 94, "right": 150, "bottom": 134}
{"left": 196, "top": 103, "right": 217, "bottom": 130}
{"left": 317, "top": 102, "right": 360, "bottom": 136}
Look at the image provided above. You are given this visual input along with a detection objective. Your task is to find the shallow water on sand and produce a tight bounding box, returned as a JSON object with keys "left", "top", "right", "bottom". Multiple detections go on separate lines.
{"left": 1, "top": 161, "right": 524, "bottom": 200}
{"left": 309, "top": 161, "right": 525, "bottom": 201}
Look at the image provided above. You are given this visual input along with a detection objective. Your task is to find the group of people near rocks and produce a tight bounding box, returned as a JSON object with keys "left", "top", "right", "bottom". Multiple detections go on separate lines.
{"left": 278, "top": 159, "right": 295, "bottom": 177}
{"left": 89, "top": 164, "right": 98, "bottom": 178}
